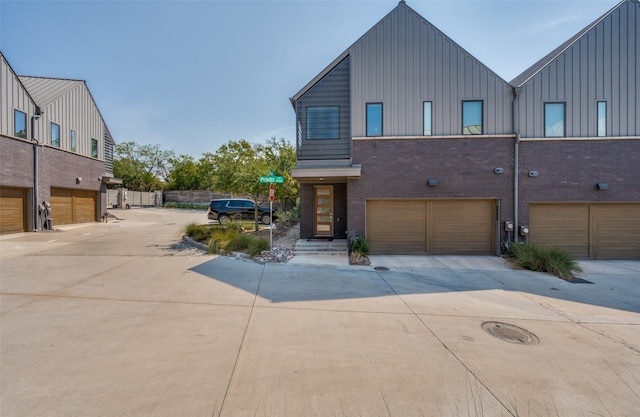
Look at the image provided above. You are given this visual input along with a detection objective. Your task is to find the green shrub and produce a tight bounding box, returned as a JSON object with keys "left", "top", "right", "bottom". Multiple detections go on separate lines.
{"left": 164, "top": 202, "right": 209, "bottom": 210}
{"left": 349, "top": 236, "right": 370, "bottom": 257}
{"left": 508, "top": 242, "right": 582, "bottom": 280}
{"left": 185, "top": 222, "right": 216, "bottom": 242}
{"left": 278, "top": 207, "right": 300, "bottom": 224}
{"left": 247, "top": 237, "right": 270, "bottom": 257}
{"left": 225, "top": 233, "right": 252, "bottom": 252}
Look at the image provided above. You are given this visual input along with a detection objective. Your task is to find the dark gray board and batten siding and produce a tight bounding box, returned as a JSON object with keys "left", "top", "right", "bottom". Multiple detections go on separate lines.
{"left": 295, "top": 57, "right": 351, "bottom": 161}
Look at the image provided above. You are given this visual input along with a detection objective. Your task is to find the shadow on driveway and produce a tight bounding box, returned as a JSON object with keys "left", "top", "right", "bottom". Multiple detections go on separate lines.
{"left": 190, "top": 255, "right": 640, "bottom": 314}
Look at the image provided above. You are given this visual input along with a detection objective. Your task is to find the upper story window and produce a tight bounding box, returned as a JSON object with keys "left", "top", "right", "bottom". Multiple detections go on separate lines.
{"left": 307, "top": 106, "right": 339, "bottom": 139}
{"left": 544, "top": 102, "right": 565, "bottom": 137}
{"left": 423, "top": 101, "right": 433, "bottom": 136}
{"left": 366, "top": 103, "right": 383, "bottom": 136}
{"left": 462, "top": 101, "right": 483, "bottom": 135}
{"left": 91, "top": 138, "right": 98, "bottom": 158}
{"left": 70, "top": 130, "right": 77, "bottom": 152}
{"left": 51, "top": 122, "right": 60, "bottom": 147}
{"left": 597, "top": 101, "right": 607, "bottom": 137}
{"left": 14, "top": 110, "right": 27, "bottom": 139}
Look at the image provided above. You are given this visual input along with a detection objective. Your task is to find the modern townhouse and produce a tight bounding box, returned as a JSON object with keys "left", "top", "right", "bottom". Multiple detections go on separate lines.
{"left": 290, "top": 0, "right": 639, "bottom": 259}
{"left": 1, "top": 52, "right": 118, "bottom": 234}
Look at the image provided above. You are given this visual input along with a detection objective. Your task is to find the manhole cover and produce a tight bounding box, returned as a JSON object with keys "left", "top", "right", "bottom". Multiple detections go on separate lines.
{"left": 481, "top": 322, "right": 539, "bottom": 345}
{"left": 374, "top": 266, "right": 389, "bottom": 271}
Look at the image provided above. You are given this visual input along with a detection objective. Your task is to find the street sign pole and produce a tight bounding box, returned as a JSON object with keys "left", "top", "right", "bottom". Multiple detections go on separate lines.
{"left": 269, "top": 183, "right": 275, "bottom": 249}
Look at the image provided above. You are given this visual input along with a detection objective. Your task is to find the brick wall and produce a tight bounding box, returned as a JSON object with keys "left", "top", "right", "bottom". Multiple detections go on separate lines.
{"left": 349, "top": 137, "right": 515, "bottom": 236}
{"left": 518, "top": 139, "right": 640, "bottom": 224}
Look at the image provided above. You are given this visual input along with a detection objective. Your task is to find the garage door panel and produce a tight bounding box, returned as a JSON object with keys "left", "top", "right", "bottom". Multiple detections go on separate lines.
{"left": 432, "top": 200, "right": 494, "bottom": 255}
{"left": 366, "top": 199, "right": 495, "bottom": 255}
{"left": 51, "top": 188, "right": 97, "bottom": 226}
{"left": 530, "top": 203, "right": 640, "bottom": 260}
{"left": 367, "top": 200, "right": 426, "bottom": 255}
{"left": 0, "top": 187, "right": 27, "bottom": 234}
{"left": 73, "top": 190, "right": 97, "bottom": 223}
{"left": 530, "top": 204, "right": 589, "bottom": 258}
{"left": 592, "top": 204, "right": 640, "bottom": 260}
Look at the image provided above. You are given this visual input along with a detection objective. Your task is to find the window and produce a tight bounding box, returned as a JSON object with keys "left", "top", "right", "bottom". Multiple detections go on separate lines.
{"left": 14, "top": 110, "right": 27, "bottom": 138}
{"left": 366, "top": 103, "right": 383, "bottom": 136}
{"left": 544, "top": 102, "right": 565, "bottom": 137}
{"left": 51, "top": 123, "right": 60, "bottom": 147}
{"left": 423, "top": 101, "right": 432, "bottom": 136}
{"left": 70, "top": 130, "right": 77, "bottom": 152}
{"left": 597, "top": 101, "right": 607, "bottom": 137}
{"left": 307, "top": 106, "right": 339, "bottom": 139}
{"left": 91, "top": 138, "right": 98, "bottom": 158}
{"left": 462, "top": 101, "right": 483, "bottom": 134}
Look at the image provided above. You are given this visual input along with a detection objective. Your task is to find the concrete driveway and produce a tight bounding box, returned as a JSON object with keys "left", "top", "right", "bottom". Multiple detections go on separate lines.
{"left": 1, "top": 208, "right": 639, "bottom": 417}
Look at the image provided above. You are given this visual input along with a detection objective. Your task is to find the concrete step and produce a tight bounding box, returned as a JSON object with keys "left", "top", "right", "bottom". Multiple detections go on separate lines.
{"left": 294, "top": 239, "right": 348, "bottom": 256}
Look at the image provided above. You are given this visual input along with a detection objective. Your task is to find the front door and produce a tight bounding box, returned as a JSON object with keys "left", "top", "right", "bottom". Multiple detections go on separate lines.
{"left": 314, "top": 185, "right": 333, "bottom": 236}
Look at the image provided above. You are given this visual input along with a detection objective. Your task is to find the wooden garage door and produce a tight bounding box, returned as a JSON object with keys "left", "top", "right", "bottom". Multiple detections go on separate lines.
{"left": 529, "top": 204, "right": 589, "bottom": 258}
{"left": 366, "top": 199, "right": 495, "bottom": 255}
{"left": 530, "top": 203, "right": 640, "bottom": 260}
{"left": 0, "top": 186, "right": 28, "bottom": 234}
{"left": 367, "top": 200, "right": 426, "bottom": 254}
{"left": 51, "top": 188, "right": 97, "bottom": 226}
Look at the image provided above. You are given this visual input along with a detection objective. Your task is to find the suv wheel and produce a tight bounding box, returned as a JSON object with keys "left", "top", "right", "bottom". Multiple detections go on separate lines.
{"left": 218, "top": 214, "right": 230, "bottom": 225}
{"left": 260, "top": 213, "right": 271, "bottom": 225}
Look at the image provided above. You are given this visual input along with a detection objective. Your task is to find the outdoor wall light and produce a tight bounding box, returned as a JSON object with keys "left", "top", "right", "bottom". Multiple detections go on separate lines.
{"left": 76, "top": 177, "right": 83, "bottom": 184}
{"left": 427, "top": 179, "right": 438, "bottom": 187}
{"left": 596, "top": 182, "right": 608, "bottom": 190}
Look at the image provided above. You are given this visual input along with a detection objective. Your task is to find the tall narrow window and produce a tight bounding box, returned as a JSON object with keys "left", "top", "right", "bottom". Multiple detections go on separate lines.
{"left": 70, "top": 130, "right": 77, "bottom": 152}
{"left": 14, "top": 110, "right": 27, "bottom": 139}
{"left": 462, "top": 101, "right": 483, "bottom": 135}
{"left": 544, "top": 102, "right": 565, "bottom": 137}
{"left": 423, "top": 101, "right": 432, "bottom": 136}
{"left": 91, "top": 138, "right": 98, "bottom": 158}
{"left": 51, "top": 122, "right": 60, "bottom": 147}
{"left": 366, "top": 103, "right": 383, "bottom": 136}
{"left": 307, "top": 106, "right": 339, "bottom": 139}
{"left": 597, "top": 101, "right": 607, "bottom": 137}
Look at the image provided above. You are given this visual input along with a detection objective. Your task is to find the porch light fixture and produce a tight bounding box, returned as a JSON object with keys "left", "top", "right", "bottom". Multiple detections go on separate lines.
{"left": 427, "top": 179, "right": 438, "bottom": 187}
{"left": 596, "top": 182, "right": 608, "bottom": 190}
{"left": 76, "top": 177, "right": 83, "bottom": 184}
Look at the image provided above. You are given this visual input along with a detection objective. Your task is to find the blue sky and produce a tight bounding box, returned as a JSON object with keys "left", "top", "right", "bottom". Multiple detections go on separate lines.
{"left": 1, "top": 0, "right": 618, "bottom": 157}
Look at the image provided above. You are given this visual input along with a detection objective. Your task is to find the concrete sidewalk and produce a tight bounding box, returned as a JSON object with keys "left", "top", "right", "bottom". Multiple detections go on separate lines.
{"left": 1, "top": 208, "right": 639, "bottom": 417}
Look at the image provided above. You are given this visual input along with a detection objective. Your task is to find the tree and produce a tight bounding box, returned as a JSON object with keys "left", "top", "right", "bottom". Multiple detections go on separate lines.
{"left": 166, "top": 154, "right": 216, "bottom": 190}
{"left": 114, "top": 141, "right": 175, "bottom": 191}
{"left": 264, "top": 137, "right": 298, "bottom": 210}
{"left": 211, "top": 139, "right": 271, "bottom": 231}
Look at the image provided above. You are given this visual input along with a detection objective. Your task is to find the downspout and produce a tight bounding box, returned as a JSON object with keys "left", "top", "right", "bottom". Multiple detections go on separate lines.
{"left": 32, "top": 109, "right": 41, "bottom": 231}
{"left": 512, "top": 87, "right": 522, "bottom": 243}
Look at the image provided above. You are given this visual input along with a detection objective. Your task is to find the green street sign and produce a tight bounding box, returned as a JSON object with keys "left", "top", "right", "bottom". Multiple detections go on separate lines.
{"left": 259, "top": 175, "right": 284, "bottom": 184}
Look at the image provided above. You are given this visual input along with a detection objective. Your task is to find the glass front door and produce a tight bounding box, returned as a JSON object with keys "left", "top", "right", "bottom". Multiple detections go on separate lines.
{"left": 314, "top": 185, "right": 333, "bottom": 236}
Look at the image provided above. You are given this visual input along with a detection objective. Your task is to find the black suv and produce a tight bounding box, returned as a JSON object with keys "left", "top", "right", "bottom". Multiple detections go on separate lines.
{"left": 207, "top": 198, "right": 277, "bottom": 225}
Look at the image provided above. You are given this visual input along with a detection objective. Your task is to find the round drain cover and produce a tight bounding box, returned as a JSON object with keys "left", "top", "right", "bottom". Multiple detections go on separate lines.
{"left": 481, "top": 322, "right": 539, "bottom": 345}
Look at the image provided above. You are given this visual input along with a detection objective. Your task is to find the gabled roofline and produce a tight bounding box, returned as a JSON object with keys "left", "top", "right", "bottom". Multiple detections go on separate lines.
{"left": 1, "top": 51, "right": 41, "bottom": 114}
{"left": 290, "top": 1, "right": 511, "bottom": 109}
{"left": 18, "top": 74, "right": 116, "bottom": 143}
{"left": 510, "top": 0, "right": 637, "bottom": 87}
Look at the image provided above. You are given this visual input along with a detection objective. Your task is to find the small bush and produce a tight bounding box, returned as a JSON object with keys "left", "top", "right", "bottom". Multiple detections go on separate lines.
{"left": 278, "top": 207, "right": 300, "bottom": 224}
{"left": 349, "top": 236, "right": 370, "bottom": 257}
{"left": 164, "top": 202, "right": 209, "bottom": 210}
{"left": 185, "top": 222, "right": 215, "bottom": 242}
{"left": 247, "top": 238, "right": 270, "bottom": 257}
{"left": 508, "top": 242, "right": 582, "bottom": 280}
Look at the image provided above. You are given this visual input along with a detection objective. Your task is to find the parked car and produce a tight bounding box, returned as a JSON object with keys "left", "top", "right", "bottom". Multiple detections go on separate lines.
{"left": 207, "top": 198, "right": 277, "bottom": 225}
